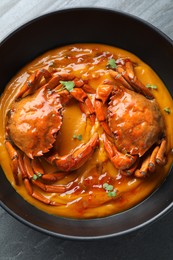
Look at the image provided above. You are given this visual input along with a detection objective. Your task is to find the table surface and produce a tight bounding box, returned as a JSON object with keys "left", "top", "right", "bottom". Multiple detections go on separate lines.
{"left": 0, "top": 0, "right": 173, "bottom": 259}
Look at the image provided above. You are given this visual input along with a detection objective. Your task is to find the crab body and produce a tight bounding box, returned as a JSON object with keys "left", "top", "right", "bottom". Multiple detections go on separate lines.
{"left": 108, "top": 86, "right": 165, "bottom": 157}
{"left": 8, "top": 86, "right": 62, "bottom": 158}
{"left": 5, "top": 69, "right": 99, "bottom": 205}
{"left": 95, "top": 59, "right": 166, "bottom": 177}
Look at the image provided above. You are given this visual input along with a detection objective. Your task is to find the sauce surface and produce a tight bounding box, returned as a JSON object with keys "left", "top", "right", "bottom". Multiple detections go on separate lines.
{"left": 0, "top": 43, "right": 173, "bottom": 219}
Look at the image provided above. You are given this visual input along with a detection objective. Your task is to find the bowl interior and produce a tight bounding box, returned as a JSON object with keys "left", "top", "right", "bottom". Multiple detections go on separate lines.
{"left": 0, "top": 8, "right": 173, "bottom": 239}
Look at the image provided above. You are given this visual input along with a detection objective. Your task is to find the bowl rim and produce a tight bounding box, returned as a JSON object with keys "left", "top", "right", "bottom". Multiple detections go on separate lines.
{"left": 1, "top": 184, "right": 173, "bottom": 240}
{"left": 0, "top": 6, "right": 172, "bottom": 46}
{"left": 0, "top": 7, "right": 173, "bottom": 240}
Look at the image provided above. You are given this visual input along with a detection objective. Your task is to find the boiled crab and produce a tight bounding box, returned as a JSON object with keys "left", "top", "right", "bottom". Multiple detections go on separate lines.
{"left": 95, "top": 58, "right": 166, "bottom": 177}
{"left": 5, "top": 68, "right": 99, "bottom": 205}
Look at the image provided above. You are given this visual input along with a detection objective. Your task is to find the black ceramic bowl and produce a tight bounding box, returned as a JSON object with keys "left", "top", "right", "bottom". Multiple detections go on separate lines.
{"left": 0, "top": 7, "right": 173, "bottom": 240}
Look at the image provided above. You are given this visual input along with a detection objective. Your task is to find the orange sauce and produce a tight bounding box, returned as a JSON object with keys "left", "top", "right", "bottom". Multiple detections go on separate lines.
{"left": 0, "top": 43, "right": 173, "bottom": 219}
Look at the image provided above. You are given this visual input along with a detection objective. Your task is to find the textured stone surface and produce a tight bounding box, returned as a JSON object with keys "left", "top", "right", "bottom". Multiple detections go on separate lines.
{"left": 1, "top": 206, "right": 173, "bottom": 259}
{"left": 0, "top": 0, "right": 173, "bottom": 259}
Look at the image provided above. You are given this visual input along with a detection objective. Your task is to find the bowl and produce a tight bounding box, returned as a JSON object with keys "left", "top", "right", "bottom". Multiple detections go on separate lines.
{"left": 0, "top": 7, "right": 173, "bottom": 240}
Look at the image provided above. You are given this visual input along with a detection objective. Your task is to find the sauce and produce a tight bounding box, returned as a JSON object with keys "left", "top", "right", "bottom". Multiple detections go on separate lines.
{"left": 0, "top": 43, "right": 172, "bottom": 219}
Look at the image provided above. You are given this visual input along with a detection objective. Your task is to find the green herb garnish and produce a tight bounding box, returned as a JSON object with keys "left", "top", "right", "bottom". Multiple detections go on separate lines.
{"left": 73, "top": 134, "right": 82, "bottom": 141}
{"left": 37, "top": 172, "right": 42, "bottom": 178}
{"left": 164, "top": 107, "right": 171, "bottom": 114}
{"left": 146, "top": 84, "right": 158, "bottom": 90}
{"left": 107, "top": 58, "right": 117, "bottom": 69}
{"left": 32, "top": 173, "right": 42, "bottom": 180}
{"left": 103, "top": 183, "right": 116, "bottom": 197}
{"left": 103, "top": 183, "right": 109, "bottom": 189}
{"left": 108, "top": 190, "right": 117, "bottom": 197}
{"left": 60, "top": 81, "right": 75, "bottom": 92}
{"left": 103, "top": 183, "right": 114, "bottom": 191}
{"left": 32, "top": 174, "right": 38, "bottom": 180}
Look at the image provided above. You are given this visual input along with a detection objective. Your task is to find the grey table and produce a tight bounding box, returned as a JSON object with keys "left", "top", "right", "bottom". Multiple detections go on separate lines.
{"left": 0, "top": 1, "right": 173, "bottom": 259}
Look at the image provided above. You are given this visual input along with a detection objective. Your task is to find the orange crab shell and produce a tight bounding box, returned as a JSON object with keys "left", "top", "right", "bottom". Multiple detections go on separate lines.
{"left": 7, "top": 86, "right": 63, "bottom": 158}
{"left": 108, "top": 86, "right": 165, "bottom": 157}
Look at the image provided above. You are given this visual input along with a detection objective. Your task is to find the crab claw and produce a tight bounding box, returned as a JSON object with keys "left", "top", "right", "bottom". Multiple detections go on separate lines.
{"left": 115, "top": 59, "right": 154, "bottom": 99}
{"left": 46, "top": 133, "right": 99, "bottom": 171}
{"left": 16, "top": 68, "right": 52, "bottom": 100}
{"left": 102, "top": 133, "right": 138, "bottom": 171}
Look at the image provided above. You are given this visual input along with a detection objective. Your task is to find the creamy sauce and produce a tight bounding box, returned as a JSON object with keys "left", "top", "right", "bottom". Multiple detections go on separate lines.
{"left": 0, "top": 43, "right": 173, "bottom": 219}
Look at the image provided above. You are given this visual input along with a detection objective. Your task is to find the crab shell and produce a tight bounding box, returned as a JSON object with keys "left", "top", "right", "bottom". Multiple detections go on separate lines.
{"left": 7, "top": 86, "right": 62, "bottom": 158}
{"left": 108, "top": 86, "right": 165, "bottom": 157}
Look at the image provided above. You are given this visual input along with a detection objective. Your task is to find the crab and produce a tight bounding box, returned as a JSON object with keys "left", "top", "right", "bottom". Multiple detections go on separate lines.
{"left": 5, "top": 68, "right": 99, "bottom": 205}
{"left": 95, "top": 58, "right": 167, "bottom": 177}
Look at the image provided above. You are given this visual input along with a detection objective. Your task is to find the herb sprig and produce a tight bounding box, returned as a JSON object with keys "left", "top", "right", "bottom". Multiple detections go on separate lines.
{"left": 59, "top": 81, "right": 75, "bottom": 92}
{"left": 106, "top": 58, "right": 117, "bottom": 69}
{"left": 164, "top": 107, "right": 171, "bottom": 114}
{"left": 146, "top": 84, "right": 158, "bottom": 90}
{"left": 32, "top": 172, "right": 42, "bottom": 180}
{"left": 103, "top": 183, "right": 117, "bottom": 197}
{"left": 73, "top": 134, "right": 82, "bottom": 141}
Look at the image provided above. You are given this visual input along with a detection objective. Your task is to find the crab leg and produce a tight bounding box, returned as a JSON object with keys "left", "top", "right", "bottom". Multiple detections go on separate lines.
{"left": 116, "top": 60, "right": 154, "bottom": 99}
{"left": 5, "top": 140, "right": 19, "bottom": 185}
{"left": 47, "top": 133, "right": 99, "bottom": 171}
{"left": 124, "top": 59, "right": 135, "bottom": 79}
{"left": 16, "top": 69, "right": 52, "bottom": 99}
{"left": 133, "top": 139, "right": 167, "bottom": 178}
{"left": 135, "top": 155, "right": 151, "bottom": 178}
{"left": 31, "top": 158, "right": 45, "bottom": 176}
{"left": 44, "top": 72, "right": 75, "bottom": 91}
{"left": 41, "top": 173, "right": 66, "bottom": 182}
{"left": 156, "top": 139, "right": 167, "bottom": 165}
{"left": 70, "top": 88, "right": 96, "bottom": 124}
{"left": 102, "top": 133, "right": 137, "bottom": 170}
{"left": 5, "top": 143, "right": 60, "bottom": 205}
{"left": 23, "top": 178, "right": 59, "bottom": 205}
{"left": 44, "top": 75, "right": 62, "bottom": 90}
{"left": 23, "top": 155, "right": 68, "bottom": 192}
{"left": 15, "top": 69, "right": 75, "bottom": 100}
{"left": 82, "top": 83, "right": 96, "bottom": 94}
{"left": 31, "top": 189, "right": 58, "bottom": 205}
{"left": 95, "top": 84, "right": 113, "bottom": 136}
{"left": 148, "top": 146, "right": 159, "bottom": 172}
{"left": 56, "top": 88, "right": 71, "bottom": 104}
{"left": 79, "top": 98, "right": 95, "bottom": 125}
{"left": 120, "top": 158, "right": 139, "bottom": 176}
{"left": 109, "top": 70, "right": 133, "bottom": 91}
{"left": 73, "top": 77, "right": 95, "bottom": 93}
{"left": 23, "top": 178, "right": 33, "bottom": 196}
{"left": 31, "top": 158, "right": 67, "bottom": 183}
{"left": 56, "top": 84, "right": 95, "bottom": 124}
{"left": 54, "top": 80, "right": 96, "bottom": 124}
{"left": 131, "top": 77, "right": 154, "bottom": 100}
{"left": 18, "top": 151, "right": 29, "bottom": 181}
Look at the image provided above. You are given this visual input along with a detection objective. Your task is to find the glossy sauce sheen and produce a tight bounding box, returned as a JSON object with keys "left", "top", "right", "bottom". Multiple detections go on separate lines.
{"left": 0, "top": 44, "right": 173, "bottom": 219}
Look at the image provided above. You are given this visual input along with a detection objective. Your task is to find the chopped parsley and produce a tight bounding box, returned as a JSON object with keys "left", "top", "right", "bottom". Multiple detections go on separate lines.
{"left": 108, "top": 190, "right": 117, "bottom": 197}
{"left": 32, "top": 174, "right": 38, "bottom": 180}
{"left": 164, "top": 107, "right": 171, "bottom": 114}
{"left": 146, "top": 84, "right": 158, "bottom": 90}
{"left": 32, "top": 172, "right": 42, "bottom": 180}
{"left": 103, "top": 183, "right": 116, "bottom": 197}
{"left": 107, "top": 58, "right": 117, "bottom": 69}
{"left": 60, "top": 81, "right": 75, "bottom": 92}
{"left": 73, "top": 134, "right": 82, "bottom": 141}
{"left": 37, "top": 172, "right": 42, "bottom": 178}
